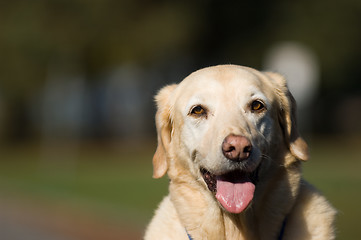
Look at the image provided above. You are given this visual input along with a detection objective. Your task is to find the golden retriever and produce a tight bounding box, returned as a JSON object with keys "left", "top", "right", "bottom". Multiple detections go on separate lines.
{"left": 145, "top": 65, "right": 336, "bottom": 240}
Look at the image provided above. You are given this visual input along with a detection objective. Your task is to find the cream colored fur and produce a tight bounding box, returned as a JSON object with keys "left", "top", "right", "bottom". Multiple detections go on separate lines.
{"left": 144, "top": 65, "right": 336, "bottom": 240}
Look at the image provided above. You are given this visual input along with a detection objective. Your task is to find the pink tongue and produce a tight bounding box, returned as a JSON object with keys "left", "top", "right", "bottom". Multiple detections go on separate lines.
{"left": 215, "top": 176, "right": 255, "bottom": 214}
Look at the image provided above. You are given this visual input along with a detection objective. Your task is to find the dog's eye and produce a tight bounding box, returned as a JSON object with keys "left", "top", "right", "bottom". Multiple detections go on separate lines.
{"left": 251, "top": 100, "right": 265, "bottom": 112}
{"left": 190, "top": 105, "right": 206, "bottom": 116}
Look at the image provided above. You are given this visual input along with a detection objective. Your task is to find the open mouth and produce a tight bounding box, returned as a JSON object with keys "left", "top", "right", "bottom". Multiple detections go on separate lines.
{"left": 200, "top": 168, "right": 258, "bottom": 214}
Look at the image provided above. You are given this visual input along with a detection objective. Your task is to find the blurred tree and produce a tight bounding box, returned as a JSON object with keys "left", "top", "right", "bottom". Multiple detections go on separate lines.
{"left": 0, "top": 0, "right": 203, "bottom": 140}
{"left": 0, "top": 0, "right": 361, "bottom": 141}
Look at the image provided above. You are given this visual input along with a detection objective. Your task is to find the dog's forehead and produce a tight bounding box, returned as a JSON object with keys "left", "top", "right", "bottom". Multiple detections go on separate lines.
{"left": 175, "top": 65, "right": 270, "bottom": 103}
{"left": 185, "top": 65, "right": 261, "bottom": 84}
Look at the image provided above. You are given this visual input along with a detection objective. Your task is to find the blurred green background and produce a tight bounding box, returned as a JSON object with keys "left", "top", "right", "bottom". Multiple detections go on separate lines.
{"left": 0, "top": 0, "right": 361, "bottom": 239}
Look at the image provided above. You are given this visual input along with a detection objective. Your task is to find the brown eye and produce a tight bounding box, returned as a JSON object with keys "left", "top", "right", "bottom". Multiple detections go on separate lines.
{"left": 251, "top": 100, "right": 265, "bottom": 112}
{"left": 191, "top": 105, "right": 206, "bottom": 116}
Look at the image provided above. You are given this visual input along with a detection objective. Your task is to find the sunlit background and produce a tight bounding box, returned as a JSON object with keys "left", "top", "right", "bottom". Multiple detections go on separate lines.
{"left": 0, "top": 1, "right": 361, "bottom": 239}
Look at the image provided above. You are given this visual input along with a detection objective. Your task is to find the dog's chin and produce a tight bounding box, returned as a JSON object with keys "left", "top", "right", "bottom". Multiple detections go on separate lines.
{"left": 200, "top": 166, "right": 259, "bottom": 214}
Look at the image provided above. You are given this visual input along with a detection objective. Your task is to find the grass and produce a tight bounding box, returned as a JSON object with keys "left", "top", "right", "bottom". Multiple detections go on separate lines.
{"left": 0, "top": 137, "right": 360, "bottom": 239}
{"left": 303, "top": 137, "right": 361, "bottom": 239}
{"left": 0, "top": 143, "right": 169, "bottom": 229}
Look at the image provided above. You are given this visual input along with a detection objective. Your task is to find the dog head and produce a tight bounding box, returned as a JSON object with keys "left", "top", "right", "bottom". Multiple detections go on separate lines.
{"left": 152, "top": 65, "right": 308, "bottom": 214}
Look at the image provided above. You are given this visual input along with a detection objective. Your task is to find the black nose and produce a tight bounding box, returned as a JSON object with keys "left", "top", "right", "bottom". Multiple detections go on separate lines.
{"left": 222, "top": 134, "right": 252, "bottom": 162}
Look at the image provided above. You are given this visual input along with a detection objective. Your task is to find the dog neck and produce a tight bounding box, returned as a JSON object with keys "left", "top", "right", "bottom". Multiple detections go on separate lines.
{"left": 186, "top": 217, "right": 287, "bottom": 240}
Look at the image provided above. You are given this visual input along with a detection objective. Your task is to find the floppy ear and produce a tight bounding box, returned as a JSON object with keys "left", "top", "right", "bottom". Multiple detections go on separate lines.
{"left": 265, "top": 72, "right": 309, "bottom": 162}
{"left": 152, "top": 84, "right": 177, "bottom": 178}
